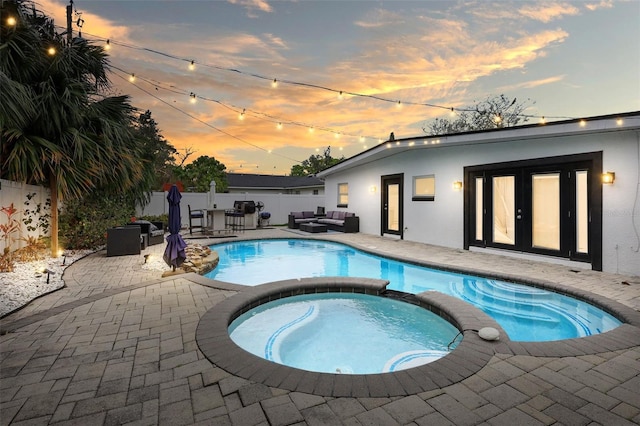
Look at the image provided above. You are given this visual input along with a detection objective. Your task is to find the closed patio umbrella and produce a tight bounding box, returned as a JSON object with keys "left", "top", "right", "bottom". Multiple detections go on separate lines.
{"left": 163, "top": 184, "right": 187, "bottom": 270}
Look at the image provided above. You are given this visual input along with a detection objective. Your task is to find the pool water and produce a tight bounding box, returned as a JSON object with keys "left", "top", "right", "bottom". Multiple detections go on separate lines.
{"left": 229, "top": 293, "right": 459, "bottom": 374}
{"left": 206, "top": 239, "right": 622, "bottom": 341}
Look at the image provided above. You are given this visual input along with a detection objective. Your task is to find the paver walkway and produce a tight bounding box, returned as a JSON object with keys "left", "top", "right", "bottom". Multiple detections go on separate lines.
{"left": 1, "top": 228, "right": 639, "bottom": 425}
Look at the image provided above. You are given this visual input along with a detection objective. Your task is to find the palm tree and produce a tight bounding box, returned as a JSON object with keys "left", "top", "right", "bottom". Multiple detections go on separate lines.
{"left": 1, "top": 0, "right": 154, "bottom": 256}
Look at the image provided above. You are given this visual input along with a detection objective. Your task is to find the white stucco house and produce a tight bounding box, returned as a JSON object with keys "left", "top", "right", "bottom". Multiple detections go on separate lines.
{"left": 317, "top": 111, "right": 640, "bottom": 276}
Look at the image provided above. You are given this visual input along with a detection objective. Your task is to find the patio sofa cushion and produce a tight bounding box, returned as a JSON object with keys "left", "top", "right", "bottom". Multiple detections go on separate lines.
{"left": 316, "top": 211, "right": 359, "bottom": 233}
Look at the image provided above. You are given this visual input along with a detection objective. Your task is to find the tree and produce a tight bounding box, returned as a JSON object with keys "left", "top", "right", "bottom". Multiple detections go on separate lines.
{"left": 423, "top": 95, "right": 535, "bottom": 135}
{"left": 133, "top": 110, "right": 178, "bottom": 190}
{"left": 176, "top": 156, "right": 228, "bottom": 192}
{"left": 0, "top": 0, "right": 155, "bottom": 255}
{"left": 290, "top": 147, "right": 344, "bottom": 176}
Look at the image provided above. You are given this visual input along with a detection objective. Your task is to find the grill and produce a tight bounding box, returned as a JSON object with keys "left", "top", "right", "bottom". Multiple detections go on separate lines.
{"left": 233, "top": 200, "right": 256, "bottom": 214}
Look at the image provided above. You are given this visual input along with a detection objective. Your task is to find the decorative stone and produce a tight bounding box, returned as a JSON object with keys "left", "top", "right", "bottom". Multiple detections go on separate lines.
{"left": 478, "top": 327, "right": 500, "bottom": 341}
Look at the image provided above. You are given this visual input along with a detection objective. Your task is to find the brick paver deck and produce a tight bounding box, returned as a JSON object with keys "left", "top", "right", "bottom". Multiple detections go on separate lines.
{"left": 1, "top": 228, "right": 639, "bottom": 425}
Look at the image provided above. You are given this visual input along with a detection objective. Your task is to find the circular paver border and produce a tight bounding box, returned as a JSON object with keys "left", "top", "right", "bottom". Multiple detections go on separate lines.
{"left": 196, "top": 277, "right": 506, "bottom": 398}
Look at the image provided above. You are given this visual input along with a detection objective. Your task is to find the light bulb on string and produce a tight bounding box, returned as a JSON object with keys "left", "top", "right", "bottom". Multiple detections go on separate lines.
{"left": 540, "top": 116, "right": 546, "bottom": 124}
{"left": 272, "top": 79, "right": 278, "bottom": 88}
{"left": 129, "top": 73, "right": 136, "bottom": 82}
{"left": 239, "top": 109, "right": 245, "bottom": 120}
{"left": 334, "top": 133, "right": 341, "bottom": 139}
{"left": 189, "top": 60, "right": 195, "bottom": 71}
{"left": 338, "top": 91, "right": 343, "bottom": 100}
{"left": 277, "top": 122, "right": 283, "bottom": 130}
{"left": 396, "top": 100, "right": 402, "bottom": 108}
{"left": 189, "top": 92, "right": 197, "bottom": 103}
{"left": 47, "top": 46, "right": 56, "bottom": 56}
{"left": 7, "top": 16, "right": 17, "bottom": 26}
{"left": 105, "top": 39, "right": 111, "bottom": 50}
{"left": 308, "top": 127, "right": 314, "bottom": 133}
{"left": 449, "top": 107, "right": 455, "bottom": 116}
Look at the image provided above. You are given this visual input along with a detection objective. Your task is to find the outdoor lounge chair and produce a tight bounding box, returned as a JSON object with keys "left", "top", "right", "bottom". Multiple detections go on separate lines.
{"left": 189, "top": 204, "right": 204, "bottom": 235}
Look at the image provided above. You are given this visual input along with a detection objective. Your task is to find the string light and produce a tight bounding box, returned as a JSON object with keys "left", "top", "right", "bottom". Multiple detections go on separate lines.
{"left": 239, "top": 108, "right": 245, "bottom": 120}
{"left": 105, "top": 39, "right": 111, "bottom": 50}
{"left": 396, "top": 100, "right": 402, "bottom": 108}
{"left": 129, "top": 73, "right": 136, "bottom": 82}
{"left": 47, "top": 46, "right": 56, "bottom": 56}
{"left": 189, "top": 92, "right": 197, "bottom": 103}
{"left": 7, "top": 16, "right": 17, "bottom": 26}
{"left": 579, "top": 119, "right": 587, "bottom": 127}
{"left": 189, "top": 60, "right": 195, "bottom": 71}
{"left": 540, "top": 116, "right": 546, "bottom": 124}
{"left": 277, "top": 122, "right": 283, "bottom": 130}
{"left": 616, "top": 118, "right": 623, "bottom": 125}
{"left": 308, "top": 127, "right": 314, "bottom": 133}
{"left": 78, "top": 32, "right": 572, "bottom": 123}
{"left": 338, "top": 91, "right": 343, "bottom": 100}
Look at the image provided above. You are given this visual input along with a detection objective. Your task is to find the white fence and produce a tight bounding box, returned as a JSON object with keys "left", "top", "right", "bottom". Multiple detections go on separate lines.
{"left": 136, "top": 191, "right": 326, "bottom": 227}
{"left": 0, "top": 179, "right": 51, "bottom": 252}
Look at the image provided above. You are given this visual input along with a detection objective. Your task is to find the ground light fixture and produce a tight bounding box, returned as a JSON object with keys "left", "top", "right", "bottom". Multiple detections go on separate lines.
{"left": 602, "top": 172, "right": 615, "bottom": 184}
{"left": 41, "top": 268, "right": 56, "bottom": 284}
{"left": 144, "top": 254, "right": 151, "bottom": 264}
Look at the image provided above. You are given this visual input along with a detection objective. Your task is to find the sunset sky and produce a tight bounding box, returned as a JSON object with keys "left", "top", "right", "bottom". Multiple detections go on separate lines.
{"left": 39, "top": 0, "right": 640, "bottom": 174}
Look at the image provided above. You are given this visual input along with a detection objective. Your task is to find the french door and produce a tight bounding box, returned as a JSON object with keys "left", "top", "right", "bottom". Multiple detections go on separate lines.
{"left": 381, "top": 174, "right": 403, "bottom": 238}
{"left": 465, "top": 153, "right": 602, "bottom": 269}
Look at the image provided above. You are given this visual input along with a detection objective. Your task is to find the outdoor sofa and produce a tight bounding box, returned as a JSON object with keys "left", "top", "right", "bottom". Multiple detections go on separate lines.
{"left": 288, "top": 210, "right": 359, "bottom": 233}
{"left": 126, "top": 220, "right": 165, "bottom": 246}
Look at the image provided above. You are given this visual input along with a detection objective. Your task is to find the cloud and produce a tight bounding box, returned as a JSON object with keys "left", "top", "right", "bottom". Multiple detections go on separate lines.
{"left": 38, "top": 0, "right": 130, "bottom": 41}
{"left": 518, "top": 2, "right": 580, "bottom": 22}
{"left": 354, "top": 8, "right": 405, "bottom": 28}
{"left": 585, "top": 0, "right": 614, "bottom": 11}
{"left": 500, "top": 75, "right": 567, "bottom": 92}
{"left": 228, "top": 0, "right": 273, "bottom": 17}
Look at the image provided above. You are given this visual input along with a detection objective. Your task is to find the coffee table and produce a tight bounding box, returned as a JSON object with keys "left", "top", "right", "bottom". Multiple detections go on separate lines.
{"left": 299, "top": 223, "right": 328, "bottom": 233}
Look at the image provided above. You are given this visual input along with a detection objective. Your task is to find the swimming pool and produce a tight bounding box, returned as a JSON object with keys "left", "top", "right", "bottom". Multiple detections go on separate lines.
{"left": 229, "top": 293, "right": 459, "bottom": 374}
{"left": 205, "top": 239, "right": 622, "bottom": 341}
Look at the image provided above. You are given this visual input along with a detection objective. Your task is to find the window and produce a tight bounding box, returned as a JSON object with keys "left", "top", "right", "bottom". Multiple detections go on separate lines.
{"left": 337, "top": 183, "right": 349, "bottom": 207}
{"left": 412, "top": 175, "right": 435, "bottom": 201}
{"left": 313, "top": 189, "right": 319, "bottom": 195}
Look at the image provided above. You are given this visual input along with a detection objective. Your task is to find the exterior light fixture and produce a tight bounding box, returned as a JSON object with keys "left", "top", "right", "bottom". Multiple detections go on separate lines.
{"left": 602, "top": 172, "right": 615, "bottom": 185}
{"left": 42, "top": 268, "right": 56, "bottom": 284}
{"left": 369, "top": 185, "right": 377, "bottom": 194}
{"left": 453, "top": 181, "right": 463, "bottom": 190}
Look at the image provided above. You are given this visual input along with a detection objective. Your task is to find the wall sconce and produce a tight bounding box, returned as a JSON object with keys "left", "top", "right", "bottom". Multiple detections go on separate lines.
{"left": 602, "top": 172, "right": 615, "bottom": 184}
{"left": 453, "top": 181, "right": 463, "bottom": 191}
{"left": 369, "top": 185, "right": 378, "bottom": 194}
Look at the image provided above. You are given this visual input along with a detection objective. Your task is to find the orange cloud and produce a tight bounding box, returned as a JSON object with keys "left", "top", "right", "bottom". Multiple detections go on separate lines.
{"left": 518, "top": 2, "right": 580, "bottom": 22}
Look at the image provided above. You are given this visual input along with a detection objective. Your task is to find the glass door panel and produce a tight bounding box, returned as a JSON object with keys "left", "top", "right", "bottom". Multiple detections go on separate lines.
{"left": 387, "top": 183, "right": 400, "bottom": 232}
{"left": 532, "top": 173, "right": 560, "bottom": 250}
{"left": 475, "top": 177, "right": 483, "bottom": 241}
{"left": 492, "top": 176, "right": 515, "bottom": 245}
{"left": 576, "top": 171, "right": 589, "bottom": 254}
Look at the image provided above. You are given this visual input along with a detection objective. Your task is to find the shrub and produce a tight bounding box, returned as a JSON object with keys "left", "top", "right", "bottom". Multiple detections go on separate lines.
{"left": 59, "top": 194, "right": 135, "bottom": 249}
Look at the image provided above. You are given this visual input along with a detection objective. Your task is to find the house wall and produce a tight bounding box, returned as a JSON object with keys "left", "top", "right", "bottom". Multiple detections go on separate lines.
{"left": 137, "top": 192, "right": 325, "bottom": 226}
{"left": 323, "top": 129, "right": 640, "bottom": 276}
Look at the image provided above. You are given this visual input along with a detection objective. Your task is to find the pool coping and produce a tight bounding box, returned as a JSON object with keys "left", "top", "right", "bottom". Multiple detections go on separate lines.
{"left": 194, "top": 276, "right": 640, "bottom": 398}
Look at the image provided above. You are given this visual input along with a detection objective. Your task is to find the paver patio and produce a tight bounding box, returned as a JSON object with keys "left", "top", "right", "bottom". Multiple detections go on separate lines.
{"left": 1, "top": 228, "right": 639, "bottom": 425}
